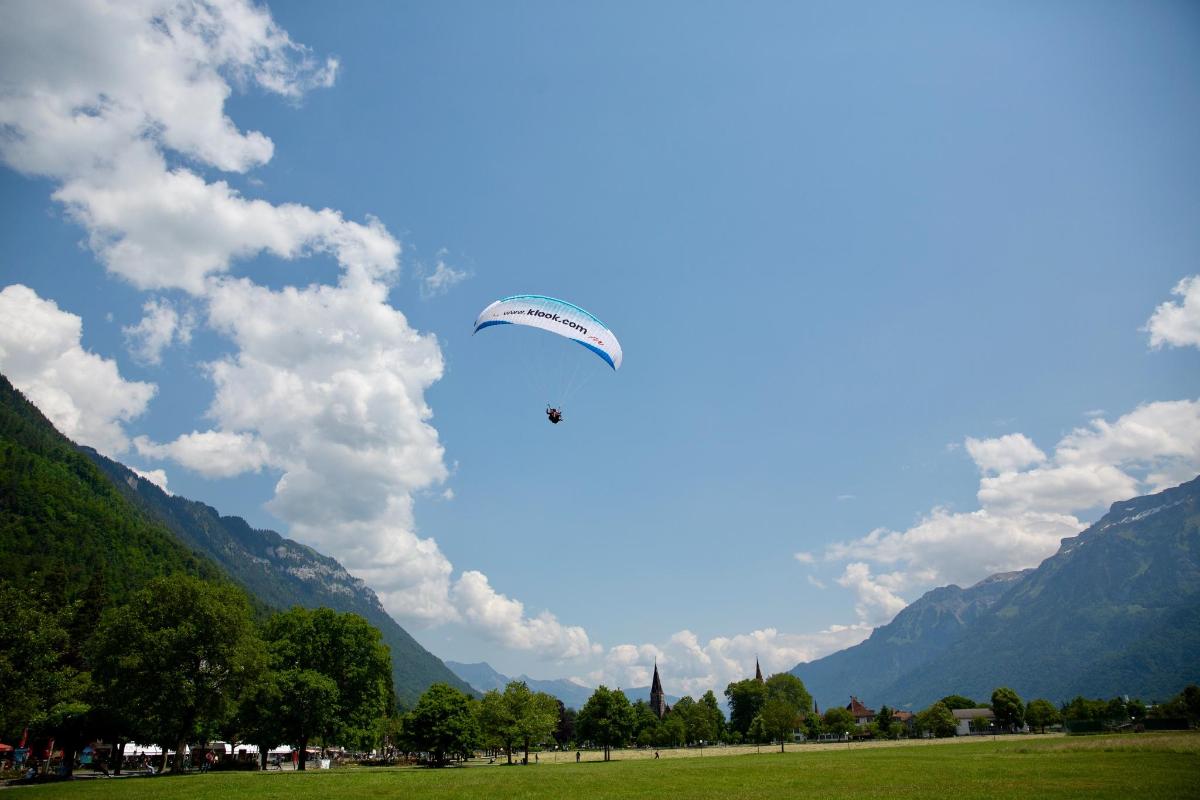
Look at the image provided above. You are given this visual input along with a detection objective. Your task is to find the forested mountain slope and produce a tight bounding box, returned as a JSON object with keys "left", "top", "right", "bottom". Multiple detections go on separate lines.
{"left": 0, "top": 374, "right": 227, "bottom": 612}
{"left": 83, "top": 447, "right": 474, "bottom": 706}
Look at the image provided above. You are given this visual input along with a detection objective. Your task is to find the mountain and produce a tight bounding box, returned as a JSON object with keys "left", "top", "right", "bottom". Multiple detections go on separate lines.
{"left": 447, "top": 661, "right": 595, "bottom": 709}
{"left": 82, "top": 447, "right": 475, "bottom": 707}
{"left": 0, "top": 374, "right": 227, "bottom": 610}
{"left": 793, "top": 476, "right": 1200, "bottom": 709}
{"left": 792, "top": 570, "right": 1028, "bottom": 710}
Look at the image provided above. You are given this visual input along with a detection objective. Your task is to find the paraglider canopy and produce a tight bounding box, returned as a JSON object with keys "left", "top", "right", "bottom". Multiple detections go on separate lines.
{"left": 473, "top": 294, "right": 623, "bottom": 370}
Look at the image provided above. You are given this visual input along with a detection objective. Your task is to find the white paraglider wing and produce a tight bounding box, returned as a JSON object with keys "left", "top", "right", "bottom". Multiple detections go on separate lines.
{"left": 473, "top": 294, "right": 623, "bottom": 370}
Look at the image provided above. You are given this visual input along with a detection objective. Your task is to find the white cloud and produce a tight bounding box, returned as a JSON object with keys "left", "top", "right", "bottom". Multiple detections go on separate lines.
{"left": 1146, "top": 275, "right": 1200, "bottom": 349}
{"left": 0, "top": 284, "right": 155, "bottom": 455}
{"left": 123, "top": 298, "right": 194, "bottom": 365}
{"left": 131, "top": 467, "right": 171, "bottom": 494}
{"left": 450, "top": 571, "right": 599, "bottom": 660}
{"left": 419, "top": 251, "right": 470, "bottom": 298}
{"left": 836, "top": 562, "right": 910, "bottom": 626}
{"left": 965, "top": 432, "right": 1046, "bottom": 474}
{"left": 793, "top": 551, "right": 815, "bottom": 564}
{"left": 592, "top": 624, "right": 871, "bottom": 698}
{"left": 822, "top": 400, "right": 1200, "bottom": 629}
{"left": 0, "top": 0, "right": 600, "bottom": 656}
{"left": 134, "top": 430, "right": 270, "bottom": 478}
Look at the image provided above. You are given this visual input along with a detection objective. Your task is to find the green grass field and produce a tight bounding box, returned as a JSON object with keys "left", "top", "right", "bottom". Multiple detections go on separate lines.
{"left": 15, "top": 733, "right": 1199, "bottom": 800}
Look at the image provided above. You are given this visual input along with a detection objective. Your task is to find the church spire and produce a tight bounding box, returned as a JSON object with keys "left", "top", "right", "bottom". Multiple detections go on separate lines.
{"left": 755, "top": 656, "right": 764, "bottom": 683}
{"left": 650, "top": 660, "right": 667, "bottom": 719}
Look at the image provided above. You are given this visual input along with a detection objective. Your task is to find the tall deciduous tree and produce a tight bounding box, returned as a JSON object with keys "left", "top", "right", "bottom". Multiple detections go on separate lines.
{"left": 90, "top": 576, "right": 264, "bottom": 772}
{"left": 1024, "top": 698, "right": 1060, "bottom": 733}
{"left": 725, "top": 679, "right": 767, "bottom": 735}
{"left": 263, "top": 607, "right": 394, "bottom": 767}
{"left": 764, "top": 674, "right": 813, "bottom": 718}
{"left": 477, "top": 689, "right": 516, "bottom": 762}
{"left": 0, "top": 586, "right": 82, "bottom": 742}
{"left": 576, "top": 686, "right": 633, "bottom": 761}
{"left": 404, "top": 683, "right": 479, "bottom": 767}
{"left": 914, "top": 702, "right": 956, "bottom": 738}
{"left": 760, "top": 699, "right": 800, "bottom": 751}
{"left": 822, "top": 706, "right": 855, "bottom": 738}
{"left": 511, "top": 683, "right": 559, "bottom": 765}
{"left": 991, "top": 687, "right": 1024, "bottom": 732}
{"left": 699, "top": 690, "right": 726, "bottom": 740}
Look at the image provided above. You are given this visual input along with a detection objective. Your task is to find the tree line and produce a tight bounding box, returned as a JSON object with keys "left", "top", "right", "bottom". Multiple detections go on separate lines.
{"left": 0, "top": 576, "right": 394, "bottom": 775}
{"left": 396, "top": 676, "right": 1200, "bottom": 763}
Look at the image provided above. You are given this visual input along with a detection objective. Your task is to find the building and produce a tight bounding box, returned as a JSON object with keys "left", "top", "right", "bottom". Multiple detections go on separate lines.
{"left": 952, "top": 708, "right": 995, "bottom": 736}
{"left": 650, "top": 662, "right": 670, "bottom": 719}
{"left": 847, "top": 696, "right": 876, "bottom": 727}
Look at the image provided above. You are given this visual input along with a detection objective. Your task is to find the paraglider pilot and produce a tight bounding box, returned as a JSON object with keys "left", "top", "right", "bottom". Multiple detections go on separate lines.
{"left": 546, "top": 406, "right": 563, "bottom": 424}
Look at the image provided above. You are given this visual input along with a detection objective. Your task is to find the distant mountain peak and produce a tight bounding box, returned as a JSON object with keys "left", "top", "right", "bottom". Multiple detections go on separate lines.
{"left": 792, "top": 475, "right": 1200, "bottom": 709}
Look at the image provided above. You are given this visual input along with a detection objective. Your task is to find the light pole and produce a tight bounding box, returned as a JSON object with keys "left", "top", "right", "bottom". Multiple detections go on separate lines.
{"left": 845, "top": 731, "right": 851, "bottom": 750}
{"left": 989, "top": 722, "right": 995, "bottom": 741}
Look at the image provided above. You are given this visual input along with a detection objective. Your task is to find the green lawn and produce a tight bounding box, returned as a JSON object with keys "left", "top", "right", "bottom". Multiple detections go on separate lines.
{"left": 16, "top": 733, "right": 1199, "bottom": 800}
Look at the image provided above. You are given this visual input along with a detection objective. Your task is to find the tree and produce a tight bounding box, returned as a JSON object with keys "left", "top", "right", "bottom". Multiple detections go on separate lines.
{"left": 1024, "top": 699, "right": 1061, "bottom": 733}
{"left": 761, "top": 699, "right": 799, "bottom": 751}
{"left": 478, "top": 689, "right": 517, "bottom": 762}
{"left": 822, "top": 706, "right": 855, "bottom": 738}
{"left": 576, "top": 686, "right": 633, "bottom": 761}
{"left": 404, "top": 683, "right": 479, "bottom": 766}
{"left": 873, "top": 705, "right": 900, "bottom": 740}
{"left": 553, "top": 702, "right": 576, "bottom": 749}
{"left": 747, "top": 714, "right": 768, "bottom": 748}
{"left": 656, "top": 715, "right": 687, "bottom": 747}
{"left": 1126, "top": 698, "right": 1147, "bottom": 721}
{"left": 0, "top": 586, "right": 85, "bottom": 744}
{"left": 990, "top": 687, "right": 1024, "bottom": 732}
{"left": 699, "top": 690, "right": 726, "bottom": 741}
{"left": 629, "top": 699, "right": 659, "bottom": 742}
{"left": 803, "top": 708, "right": 824, "bottom": 740}
{"left": 89, "top": 576, "right": 264, "bottom": 772}
{"left": 764, "top": 673, "right": 813, "bottom": 719}
{"left": 1061, "top": 695, "right": 1108, "bottom": 721}
{"left": 673, "top": 696, "right": 718, "bottom": 745}
{"left": 725, "top": 679, "right": 767, "bottom": 735}
{"left": 506, "top": 682, "right": 559, "bottom": 764}
{"left": 938, "top": 694, "right": 980, "bottom": 711}
{"left": 263, "top": 607, "right": 394, "bottom": 767}
{"left": 914, "top": 702, "right": 956, "bottom": 738}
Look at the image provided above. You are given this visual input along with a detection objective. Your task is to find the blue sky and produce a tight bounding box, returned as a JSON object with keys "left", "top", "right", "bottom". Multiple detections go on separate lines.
{"left": 1, "top": 0, "right": 1198, "bottom": 696}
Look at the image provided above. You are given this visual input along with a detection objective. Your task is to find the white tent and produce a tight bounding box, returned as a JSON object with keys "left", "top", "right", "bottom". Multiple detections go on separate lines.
{"left": 122, "top": 743, "right": 162, "bottom": 757}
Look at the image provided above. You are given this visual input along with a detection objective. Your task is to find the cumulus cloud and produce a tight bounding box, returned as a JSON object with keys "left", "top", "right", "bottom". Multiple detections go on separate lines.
{"left": 836, "top": 562, "right": 910, "bottom": 626}
{"left": 0, "top": 0, "right": 598, "bottom": 657}
{"left": 821, "top": 400, "right": 1200, "bottom": 628}
{"left": 589, "top": 625, "right": 872, "bottom": 698}
{"left": 1146, "top": 275, "right": 1200, "bottom": 349}
{"left": 965, "top": 432, "right": 1046, "bottom": 474}
{"left": 134, "top": 430, "right": 271, "bottom": 478}
{"left": 0, "top": 284, "right": 155, "bottom": 455}
{"left": 451, "top": 571, "right": 599, "bottom": 660}
{"left": 123, "top": 298, "right": 195, "bottom": 365}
